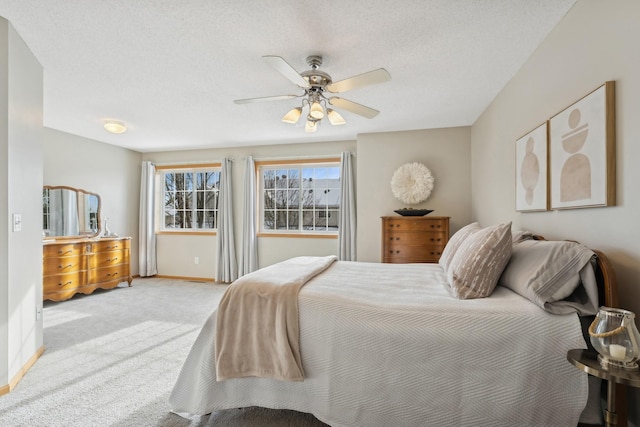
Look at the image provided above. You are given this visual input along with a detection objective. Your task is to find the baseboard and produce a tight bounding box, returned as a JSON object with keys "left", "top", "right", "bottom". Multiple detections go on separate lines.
{"left": 0, "top": 345, "right": 45, "bottom": 397}
{"left": 146, "top": 274, "right": 216, "bottom": 282}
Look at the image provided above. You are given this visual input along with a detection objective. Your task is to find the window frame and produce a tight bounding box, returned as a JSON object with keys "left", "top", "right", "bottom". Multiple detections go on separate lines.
{"left": 256, "top": 158, "right": 341, "bottom": 239}
{"left": 155, "top": 163, "right": 222, "bottom": 235}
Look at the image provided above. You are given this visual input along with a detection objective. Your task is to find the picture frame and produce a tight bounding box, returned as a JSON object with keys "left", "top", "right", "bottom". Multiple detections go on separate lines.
{"left": 549, "top": 81, "right": 616, "bottom": 210}
{"left": 515, "top": 122, "right": 548, "bottom": 212}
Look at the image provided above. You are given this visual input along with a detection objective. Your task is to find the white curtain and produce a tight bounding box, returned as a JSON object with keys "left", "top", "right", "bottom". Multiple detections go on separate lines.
{"left": 338, "top": 151, "right": 356, "bottom": 261}
{"left": 139, "top": 161, "right": 158, "bottom": 277}
{"left": 239, "top": 155, "right": 258, "bottom": 277}
{"left": 216, "top": 158, "right": 238, "bottom": 282}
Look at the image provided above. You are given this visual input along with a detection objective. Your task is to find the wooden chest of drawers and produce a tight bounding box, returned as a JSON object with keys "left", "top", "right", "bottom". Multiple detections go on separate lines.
{"left": 382, "top": 216, "right": 450, "bottom": 263}
{"left": 43, "top": 237, "right": 132, "bottom": 301}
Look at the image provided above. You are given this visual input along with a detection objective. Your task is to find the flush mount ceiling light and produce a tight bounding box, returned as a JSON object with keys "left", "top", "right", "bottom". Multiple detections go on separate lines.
{"left": 234, "top": 55, "right": 390, "bottom": 132}
{"left": 103, "top": 120, "right": 127, "bottom": 134}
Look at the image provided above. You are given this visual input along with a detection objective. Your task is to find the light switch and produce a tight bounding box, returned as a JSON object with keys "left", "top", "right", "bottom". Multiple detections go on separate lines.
{"left": 13, "top": 213, "right": 22, "bottom": 232}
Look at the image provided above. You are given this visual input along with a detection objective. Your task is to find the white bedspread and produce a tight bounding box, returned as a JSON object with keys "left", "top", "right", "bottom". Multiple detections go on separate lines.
{"left": 170, "top": 261, "right": 589, "bottom": 427}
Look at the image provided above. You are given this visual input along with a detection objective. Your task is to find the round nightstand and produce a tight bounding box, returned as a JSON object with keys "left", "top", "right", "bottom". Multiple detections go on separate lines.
{"left": 567, "top": 348, "right": 640, "bottom": 427}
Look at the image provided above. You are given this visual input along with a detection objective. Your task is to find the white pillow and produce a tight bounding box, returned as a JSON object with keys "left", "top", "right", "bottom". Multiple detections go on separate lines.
{"left": 445, "top": 222, "right": 512, "bottom": 299}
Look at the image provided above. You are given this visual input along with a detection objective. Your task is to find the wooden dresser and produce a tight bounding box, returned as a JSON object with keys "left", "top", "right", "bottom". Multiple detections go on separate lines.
{"left": 43, "top": 237, "right": 132, "bottom": 302}
{"left": 382, "top": 216, "right": 450, "bottom": 263}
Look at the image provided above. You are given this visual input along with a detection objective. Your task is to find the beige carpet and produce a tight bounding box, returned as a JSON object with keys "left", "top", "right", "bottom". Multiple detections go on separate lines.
{"left": 0, "top": 278, "right": 329, "bottom": 427}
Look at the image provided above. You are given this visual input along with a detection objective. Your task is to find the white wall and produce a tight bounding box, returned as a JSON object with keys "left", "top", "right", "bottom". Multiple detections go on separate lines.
{"left": 0, "top": 19, "right": 43, "bottom": 388}
{"left": 144, "top": 129, "right": 473, "bottom": 277}
{"left": 471, "top": 1, "right": 640, "bottom": 423}
{"left": 356, "top": 127, "right": 472, "bottom": 262}
{"left": 43, "top": 128, "right": 142, "bottom": 276}
{"left": 143, "top": 140, "right": 355, "bottom": 279}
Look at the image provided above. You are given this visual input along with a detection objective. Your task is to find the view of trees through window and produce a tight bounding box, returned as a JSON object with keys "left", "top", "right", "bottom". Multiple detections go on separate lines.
{"left": 163, "top": 169, "right": 221, "bottom": 230}
{"left": 261, "top": 164, "right": 340, "bottom": 232}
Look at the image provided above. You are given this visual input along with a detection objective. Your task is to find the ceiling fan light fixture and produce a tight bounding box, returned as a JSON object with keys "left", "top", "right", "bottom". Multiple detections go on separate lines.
{"left": 305, "top": 120, "right": 318, "bottom": 133}
{"left": 327, "top": 109, "right": 346, "bottom": 125}
{"left": 282, "top": 107, "right": 302, "bottom": 124}
{"left": 103, "top": 120, "right": 127, "bottom": 134}
{"left": 309, "top": 101, "right": 324, "bottom": 119}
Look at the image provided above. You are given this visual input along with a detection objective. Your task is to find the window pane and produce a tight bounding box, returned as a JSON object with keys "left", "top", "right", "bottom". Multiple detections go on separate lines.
{"left": 264, "top": 190, "right": 275, "bottom": 209}
{"left": 205, "top": 191, "right": 218, "bottom": 209}
{"left": 184, "top": 173, "right": 193, "bottom": 190}
{"left": 275, "top": 190, "right": 287, "bottom": 209}
{"left": 302, "top": 210, "right": 314, "bottom": 230}
{"left": 276, "top": 169, "right": 288, "bottom": 188}
{"left": 287, "top": 211, "right": 299, "bottom": 230}
{"left": 196, "top": 191, "right": 204, "bottom": 209}
{"left": 276, "top": 211, "right": 287, "bottom": 230}
{"left": 263, "top": 210, "right": 275, "bottom": 230}
{"left": 327, "top": 209, "right": 339, "bottom": 230}
{"left": 206, "top": 211, "right": 216, "bottom": 228}
{"left": 207, "top": 171, "right": 220, "bottom": 188}
{"left": 302, "top": 188, "right": 314, "bottom": 208}
{"left": 263, "top": 169, "right": 276, "bottom": 189}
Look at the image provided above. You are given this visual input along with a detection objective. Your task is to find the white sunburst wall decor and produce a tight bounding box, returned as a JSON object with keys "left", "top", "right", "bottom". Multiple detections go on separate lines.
{"left": 390, "top": 162, "right": 435, "bottom": 205}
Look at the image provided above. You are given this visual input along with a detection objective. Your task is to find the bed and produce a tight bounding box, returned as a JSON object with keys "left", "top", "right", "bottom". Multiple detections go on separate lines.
{"left": 169, "top": 223, "right": 619, "bottom": 427}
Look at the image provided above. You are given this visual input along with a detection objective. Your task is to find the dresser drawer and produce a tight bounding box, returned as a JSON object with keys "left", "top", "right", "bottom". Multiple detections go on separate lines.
{"left": 91, "top": 239, "right": 130, "bottom": 253}
{"left": 383, "top": 244, "right": 444, "bottom": 260}
{"left": 383, "top": 218, "right": 448, "bottom": 232}
{"left": 89, "top": 264, "right": 127, "bottom": 284}
{"left": 43, "top": 271, "right": 87, "bottom": 293}
{"left": 383, "top": 255, "right": 440, "bottom": 263}
{"left": 43, "top": 243, "right": 87, "bottom": 258}
{"left": 384, "top": 231, "right": 447, "bottom": 246}
{"left": 43, "top": 255, "right": 86, "bottom": 276}
{"left": 89, "top": 249, "right": 129, "bottom": 268}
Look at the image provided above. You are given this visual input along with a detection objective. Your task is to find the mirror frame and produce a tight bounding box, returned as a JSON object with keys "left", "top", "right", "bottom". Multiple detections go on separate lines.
{"left": 43, "top": 185, "right": 101, "bottom": 239}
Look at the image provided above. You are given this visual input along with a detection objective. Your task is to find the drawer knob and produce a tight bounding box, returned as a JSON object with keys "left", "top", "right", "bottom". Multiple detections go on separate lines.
{"left": 107, "top": 257, "right": 118, "bottom": 262}
{"left": 58, "top": 264, "right": 73, "bottom": 269}
{"left": 59, "top": 281, "right": 72, "bottom": 287}
{"left": 58, "top": 249, "right": 73, "bottom": 255}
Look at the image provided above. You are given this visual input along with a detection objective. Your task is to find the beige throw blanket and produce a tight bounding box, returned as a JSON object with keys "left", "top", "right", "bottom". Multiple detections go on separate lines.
{"left": 215, "top": 255, "right": 337, "bottom": 382}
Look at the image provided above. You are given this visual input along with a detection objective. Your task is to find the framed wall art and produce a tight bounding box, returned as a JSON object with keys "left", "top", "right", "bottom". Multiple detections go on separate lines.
{"left": 515, "top": 122, "right": 548, "bottom": 212}
{"left": 549, "top": 81, "right": 616, "bottom": 210}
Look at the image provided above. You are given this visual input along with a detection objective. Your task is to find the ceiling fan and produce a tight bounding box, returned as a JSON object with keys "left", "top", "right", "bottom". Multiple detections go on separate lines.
{"left": 234, "top": 55, "right": 391, "bottom": 132}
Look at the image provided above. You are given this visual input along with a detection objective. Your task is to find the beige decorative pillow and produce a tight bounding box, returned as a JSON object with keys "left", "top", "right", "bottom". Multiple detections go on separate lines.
{"left": 438, "top": 222, "right": 481, "bottom": 273}
{"left": 445, "top": 222, "right": 512, "bottom": 299}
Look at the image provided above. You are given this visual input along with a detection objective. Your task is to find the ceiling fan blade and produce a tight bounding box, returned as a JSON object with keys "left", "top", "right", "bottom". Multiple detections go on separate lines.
{"left": 326, "top": 68, "right": 391, "bottom": 93}
{"left": 328, "top": 97, "right": 379, "bottom": 119}
{"left": 234, "top": 94, "right": 299, "bottom": 104}
{"left": 262, "top": 55, "right": 310, "bottom": 89}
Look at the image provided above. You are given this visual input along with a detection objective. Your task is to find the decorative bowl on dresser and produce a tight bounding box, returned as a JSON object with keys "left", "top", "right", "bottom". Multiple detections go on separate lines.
{"left": 381, "top": 216, "right": 450, "bottom": 263}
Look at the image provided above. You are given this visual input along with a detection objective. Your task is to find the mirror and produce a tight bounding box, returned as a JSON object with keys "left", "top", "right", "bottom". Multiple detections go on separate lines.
{"left": 43, "top": 186, "right": 101, "bottom": 238}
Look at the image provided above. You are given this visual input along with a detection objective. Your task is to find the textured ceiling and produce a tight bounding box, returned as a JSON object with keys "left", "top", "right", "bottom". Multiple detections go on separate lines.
{"left": 0, "top": 0, "right": 576, "bottom": 153}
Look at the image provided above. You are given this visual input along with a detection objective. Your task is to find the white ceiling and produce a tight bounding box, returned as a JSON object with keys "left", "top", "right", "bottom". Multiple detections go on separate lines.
{"left": 0, "top": 0, "right": 576, "bottom": 153}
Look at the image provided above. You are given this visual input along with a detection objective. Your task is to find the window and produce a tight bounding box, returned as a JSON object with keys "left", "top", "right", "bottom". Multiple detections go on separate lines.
{"left": 258, "top": 159, "right": 341, "bottom": 234}
{"left": 158, "top": 165, "right": 221, "bottom": 231}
